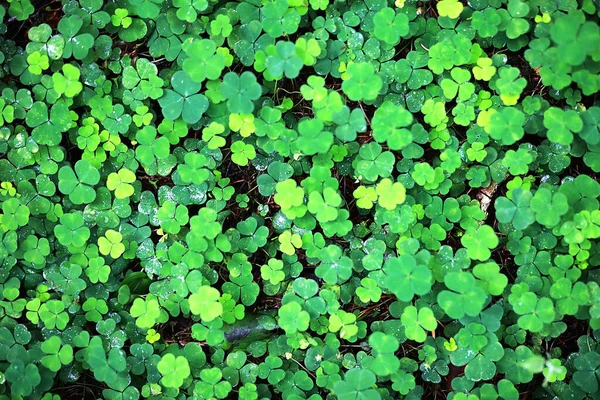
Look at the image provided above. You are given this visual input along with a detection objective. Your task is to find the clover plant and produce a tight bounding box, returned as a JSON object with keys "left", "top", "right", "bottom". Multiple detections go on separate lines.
{"left": 0, "top": 0, "right": 598, "bottom": 399}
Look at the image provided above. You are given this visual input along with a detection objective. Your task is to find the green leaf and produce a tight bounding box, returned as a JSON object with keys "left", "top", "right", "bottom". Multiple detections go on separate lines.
{"left": 265, "top": 41, "right": 303, "bottom": 79}
{"left": 373, "top": 8, "right": 409, "bottom": 45}
{"left": 342, "top": 62, "right": 382, "bottom": 101}
{"left": 530, "top": 188, "right": 569, "bottom": 228}
{"left": 106, "top": 168, "right": 136, "bottom": 199}
{"left": 278, "top": 302, "right": 310, "bottom": 334}
{"left": 158, "top": 71, "right": 208, "bottom": 124}
{"left": 461, "top": 225, "right": 499, "bottom": 261}
{"left": 371, "top": 102, "right": 413, "bottom": 150}
{"left": 573, "top": 352, "right": 600, "bottom": 393}
{"left": 221, "top": 71, "right": 262, "bottom": 114}
{"left": 333, "top": 369, "right": 380, "bottom": 400}
{"left": 544, "top": 107, "right": 583, "bottom": 145}
{"left": 438, "top": 272, "right": 487, "bottom": 319}
{"left": 486, "top": 107, "right": 525, "bottom": 145}
{"left": 384, "top": 254, "right": 432, "bottom": 302}
{"left": 158, "top": 353, "right": 191, "bottom": 388}
{"left": 437, "top": 0, "right": 464, "bottom": 19}
{"left": 58, "top": 160, "right": 100, "bottom": 204}
{"left": 182, "top": 38, "right": 225, "bottom": 83}
{"left": 495, "top": 188, "right": 535, "bottom": 230}
{"left": 189, "top": 286, "right": 223, "bottom": 322}
{"left": 401, "top": 306, "right": 437, "bottom": 342}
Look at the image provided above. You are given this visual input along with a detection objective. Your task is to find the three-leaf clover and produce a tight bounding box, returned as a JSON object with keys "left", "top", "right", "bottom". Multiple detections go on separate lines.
{"left": 5, "top": 360, "right": 41, "bottom": 397}
{"left": 485, "top": 107, "right": 525, "bottom": 145}
{"left": 342, "top": 62, "right": 382, "bottom": 101}
{"left": 438, "top": 272, "right": 487, "bottom": 319}
{"left": 41, "top": 336, "right": 73, "bottom": 372}
{"left": 189, "top": 286, "right": 223, "bottom": 322}
{"left": 509, "top": 285, "right": 555, "bottom": 332}
{"left": 461, "top": 225, "right": 499, "bottom": 261}
{"left": 333, "top": 369, "right": 379, "bottom": 400}
{"left": 573, "top": 352, "right": 600, "bottom": 394}
{"left": 375, "top": 178, "right": 406, "bottom": 211}
{"left": 0, "top": 198, "right": 30, "bottom": 231}
{"left": 52, "top": 64, "right": 82, "bottom": 98}
{"left": 530, "top": 188, "right": 569, "bottom": 228}
{"left": 384, "top": 254, "right": 432, "bottom": 302}
{"left": 182, "top": 38, "right": 225, "bottom": 83}
{"left": 158, "top": 353, "right": 191, "bottom": 388}
{"left": 401, "top": 306, "right": 438, "bottom": 342}
{"left": 437, "top": 0, "right": 464, "bottom": 19}
{"left": 58, "top": 160, "right": 100, "bottom": 204}
{"left": 98, "top": 229, "right": 125, "bottom": 259}
{"left": 158, "top": 71, "right": 208, "bottom": 124}
{"left": 495, "top": 188, "right": 535, "bottom": 230}
{"left": 106, "top": 168, "right": 136, "bottom": 199}
{"left": 373, "top": 8, "right": 409, "bottom": 45}
{"left": 544, "top": 107, "right": 583, "bottom": 145}
{"left": 221, "top": 71, "right": 262, "bottom": 114}
{"left": 54, "top": 212, "right": 90, "bottom": 248}
{"left": 278, "top": 301, "right": 310, "bottom": 334}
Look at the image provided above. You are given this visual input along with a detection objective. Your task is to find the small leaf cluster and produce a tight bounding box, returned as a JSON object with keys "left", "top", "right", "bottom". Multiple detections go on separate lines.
{"left": 0, "top": 0, "right": 598, "bottom": 399}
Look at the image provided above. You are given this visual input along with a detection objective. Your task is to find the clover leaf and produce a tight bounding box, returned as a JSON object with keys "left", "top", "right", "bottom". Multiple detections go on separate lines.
{"left": 52, "top": 64, "right": 82, "bottom": 98}
{"left": 5, "top": 360, "right": 41, "bottom": 397}
{"left": 54, "top": 212, "right": 90, "bottom": 248}
{"left": 158, "top": 71, "right": 208, "bottom": 124}
{"left": 173, "top": 0, "right": 208, "bottom": 23}
{"left": 278, "top": 302, "right": 310, "bottom": 334}
{"left": 182, "top": 38, "right": 225, "bottom": 83}
{"left": 485, "top": 107, "right": 525, "bottom": 145}
{"left": 342, "top": 62, "right": 382, "bottom": 101}
{"left": 394, "top": 51, "right": 433, "bottom": 90}
{"left": 26, "top": 101, "right": 72, "bottom": 146}
{"left": 384, "top": 254, "right": 432, "bottom": 302}
{"left": 375, "top": 178, "right": 406, "bottom": 211}
{"left": 368, "top": 331, "right": 400, "bottom": 376}
{"left": 58, "top": 16, "right": 94, "bottom": 60}
{"left": 189, "top": 286, "right": 223, "bottom": 322}
{"left": 401, "top": 306, "right": 437, "bottom": 343}
{"left": 461, "top": 225, "right": 499, "bottom": 261}
{"left": 495, "top": 188, "right": 535, "bottom": 230}
{"left": 371, "top": 102, "right": 413, "bottom": 150}
{"left": 0, "top": 198, "right": 30, "bottom": 231}
{"left": 437, "top": 0, "right": 464, "bottom": 19}
{"left": 158, "top": 353, "right": 191, "bottom": 388}
{"left": 438, "top": 272, "right": 487, "bottom": 319}
{"left": 473, "top": 262, "right": 508, "bottom": 296}
{"left": 221, "top": 71, "right": 262, "bottom": 114}
{"left": 41, "top": 336, "right": 73, "bottom": 372}
{"left": 353, "top": 142, "right": 395, "bottom": 182}
{"left": 231, "top": 141, "right": 256, "bottom": 167}
{"left": 530, "top": 188, "right": 569, "bottom": 228}
{"left": 373, "top": 8, "right": 409, "bottom": 45}
{"left": 316, "top": 245, "right": 353, "bottom": 285}
{"left": 98, "top": 229, "right": 125, "bottom": 258}
{"left": 58, "top": 160, "right": 100, "bottom": 204}
{"left": 573, "top": 352, "right": 600, "bottom": 394}
{"left": 333, "top": 369, "right": 379, "bottom": 400}
{"left": 473, "top": 57, "right": 497, "bottom": 81}
{"left": 106, "top": 168, "right": 136, "bottom": 199}
{"left": 261, "top": 0, "right": 301, "bottom": 38}
{"left": 509, "top": 285, "right": 555, "bottom": 332}
{"left": 308, "top": 186, "right": 341, "bottom": 219}
{"left": 356, "top": 278, "right": 382, "bottom": 303}
{"left": 195, "top": 367, "right": 233, "bottom": 399}
{"left": 265, "top": 41, "right": 303, "bottom": 79}
{"left": 543, "top": 107, "right": 583, "bottom": 145}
